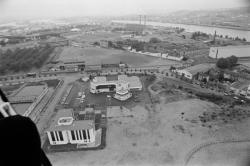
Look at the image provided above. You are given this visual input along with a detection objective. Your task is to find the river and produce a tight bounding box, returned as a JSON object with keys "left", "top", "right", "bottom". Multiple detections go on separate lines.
{"left": 112, "top": 20, "right": 250, "bottom": 42}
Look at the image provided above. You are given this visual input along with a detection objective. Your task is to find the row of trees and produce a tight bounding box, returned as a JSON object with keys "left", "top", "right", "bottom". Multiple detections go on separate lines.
{"left": 0, "top": 45, "right": 54, "bottom": 75}
{"left": 216, "top": 55, "right": 238, "bottom": 69}
{"left": 191, "top": 32, "right": 209, "bottom": 40}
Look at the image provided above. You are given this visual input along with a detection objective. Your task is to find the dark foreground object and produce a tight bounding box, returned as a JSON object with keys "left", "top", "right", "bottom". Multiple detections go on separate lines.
{"left": 0, "top": 115, "right": 52, "bottom": 166}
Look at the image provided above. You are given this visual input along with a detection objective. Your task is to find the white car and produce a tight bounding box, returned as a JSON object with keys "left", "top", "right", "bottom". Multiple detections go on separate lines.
{"left": 233, "top": 96, "right": 239, "bottom": 100}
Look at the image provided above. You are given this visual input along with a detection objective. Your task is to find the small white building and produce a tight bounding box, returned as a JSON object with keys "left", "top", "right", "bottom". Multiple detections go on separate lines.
{"left": 46, "top": 109, "right": 96, "bottom": 146}
{"left": 209, "top": 45, "right": 250, "bottom": 59}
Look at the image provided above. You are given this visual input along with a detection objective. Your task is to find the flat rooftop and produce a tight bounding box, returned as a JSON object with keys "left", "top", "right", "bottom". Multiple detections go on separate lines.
{"left": 48, "top": 109, "right": 95, "bottom": 132}
{"left": 184, "top": 63, "right": 214, "bottom": 75}
{"left": 92, "top": 75, "right": 142, "bottom": 88}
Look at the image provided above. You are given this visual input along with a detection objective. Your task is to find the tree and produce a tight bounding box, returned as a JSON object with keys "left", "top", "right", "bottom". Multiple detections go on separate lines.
{"left": 228, "top": 55, "right": 238, "bottom": 67}
{"left": 93, "top": 41, "right": 100, "bottom": 46}
{"left": 216, "top": 56, "right": 238, "bottom": 69}
{"left": 216, "top": 58, "right": 230, "bottom": 69}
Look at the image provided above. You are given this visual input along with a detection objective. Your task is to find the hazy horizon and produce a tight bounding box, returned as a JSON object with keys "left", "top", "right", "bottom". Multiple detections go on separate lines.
{"left": 0, "top": 0, "right": 248, "bottom": 22}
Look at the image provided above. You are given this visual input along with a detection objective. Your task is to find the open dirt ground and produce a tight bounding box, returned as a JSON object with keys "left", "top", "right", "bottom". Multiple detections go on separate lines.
{"left": 48, "top": 95, "right": 250, "bottom": 166}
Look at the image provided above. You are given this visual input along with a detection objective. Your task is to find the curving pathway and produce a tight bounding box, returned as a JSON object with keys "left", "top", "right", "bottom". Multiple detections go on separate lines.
{"left": 184, "top": 138, "right": 250, "bottom": 166}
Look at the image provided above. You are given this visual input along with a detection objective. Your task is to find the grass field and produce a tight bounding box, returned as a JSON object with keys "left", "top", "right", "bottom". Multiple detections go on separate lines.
{"left": 57, "top": 47, "right": 179, "bottom": 67}
{"left": 63, "top": 32, "right": 121, "bottom": 43}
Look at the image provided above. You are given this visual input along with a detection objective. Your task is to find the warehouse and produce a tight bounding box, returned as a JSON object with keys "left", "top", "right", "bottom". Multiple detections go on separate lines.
{"left": 209, "top": 45, "right": 250, "bottom": 59}
{"left": 55, "top": 60, "right": 85, "bottom": 71}
{"left": 177, "top": 64, "right": 214, "bottom": 79}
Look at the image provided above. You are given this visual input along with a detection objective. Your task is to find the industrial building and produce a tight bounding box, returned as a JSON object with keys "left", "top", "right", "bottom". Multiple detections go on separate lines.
{"left": 209, "top": 45, "right": 250, "bottom": 59}
{"left": 46, "top": 109, "right": 96, "bottom": 146}
{"left": 177, "top": 64, "right": 214, "bottom": 79}
{"left": 10, "top": 84, "right": 48, "bottom": 117}
{"left": 55, "top": 60, "right": 85, "bottom": 71}
{"left": 90, "top": 75, "right": 142, "bottom": 94}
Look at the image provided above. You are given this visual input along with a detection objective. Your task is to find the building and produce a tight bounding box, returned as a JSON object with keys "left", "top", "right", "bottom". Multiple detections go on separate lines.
{"left": 113, "top": 82, "right": 132, "bottom": 101}
{"left": 39, "top": 39, "right": 69, "bottom": 47}
{"left": 100, "top": 40, "right": 110, "bottom": 48}
{"left": 55, "top": 60, "right": 85, "bottom": 71}
{"left": 179, "top": 48, "right": 210, "bottom": 58}
{"left": 70, "top": 28, "right": 81, "bottom": 32}
{"left": 209, "top": 45, "right": 250, "bottom": 59}
{"left": 125, "top": 24, "right": 144, "bottom": 34}
{"left": 177, "top": 63, "right": 214, "bottom": 79}
{"left": 85, "top": 62, "right": 102, "bottom": 73}
{"left": 46, "top": 109, "right": 96, "bottom": 146}
{"left": 90, "top": 75, "right": 142, "bottom": 94}
{"left": 101, "top": 59, "right": 121, "bottom": 68}
{"left": 10, "top": 84, "right": 48, "bottom": 118}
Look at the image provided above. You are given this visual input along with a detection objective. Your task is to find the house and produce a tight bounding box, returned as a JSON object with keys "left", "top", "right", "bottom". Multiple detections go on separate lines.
{"left": 177, "top": 63, "right": 214, "bottom": 79}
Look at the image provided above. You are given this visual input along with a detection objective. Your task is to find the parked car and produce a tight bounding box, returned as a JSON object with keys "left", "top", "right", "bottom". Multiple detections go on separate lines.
{"left": 233, "top": 96, "right": 239, "bottom": 100}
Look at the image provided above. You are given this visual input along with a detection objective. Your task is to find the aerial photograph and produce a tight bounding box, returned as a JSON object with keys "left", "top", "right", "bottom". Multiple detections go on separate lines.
{"left": 0, "top": 0, "right": 250, "bottom": 165}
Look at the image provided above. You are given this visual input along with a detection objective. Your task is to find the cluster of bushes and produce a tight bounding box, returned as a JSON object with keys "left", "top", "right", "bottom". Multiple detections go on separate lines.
{"left": 149, "top": 37, "right": 161, "bottom": 44}
{"left": 0, "top": 45, "right": 54, "bottom": 75}
{"left": 216, "top": 55, "right": 238, "bottom": 69}
{"left": 195, "top": 92, "right": 224, "bottom": 104}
